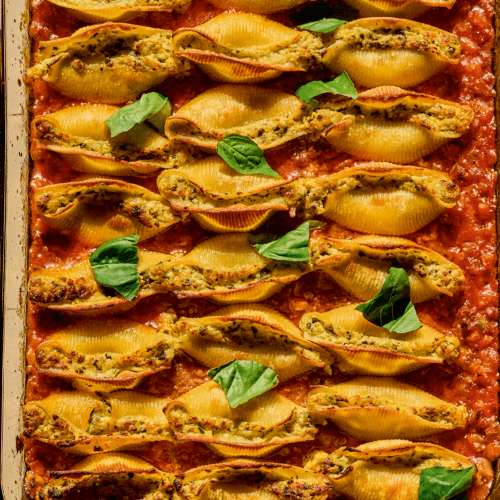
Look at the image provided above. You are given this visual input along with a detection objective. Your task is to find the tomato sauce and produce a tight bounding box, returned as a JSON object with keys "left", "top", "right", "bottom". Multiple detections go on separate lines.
{"left": 25, "top": 0, "right": 498, "bottom": 498}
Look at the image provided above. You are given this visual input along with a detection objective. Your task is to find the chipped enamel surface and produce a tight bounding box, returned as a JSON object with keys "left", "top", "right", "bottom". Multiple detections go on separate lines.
{"left": 341, "top": 0, "right": 455, "bottom": 19}
{"left": 305, "top": 440, "right": 474, "bottom": 500}
{"left": 323, "top": 163, "right": 460, "bottom": 235}
{"left": 32, "top": 105, "right": 198, "bottom": 175}
{"left": 35, "top": 319, "right": 175, "bottom": 391}
{"left": 35, "top": 178, "right": 182, "bottom": 245}
{"left": 322, "top": 19, "right": 460, "bottom": 88}
{"left": 308, "top": 377, "right": 467, "bottom": 440}
{"left": 164, "top": 84, "right": 335, "bottom": 150}
{"left": 165, "top": 381, "right": 321, "bottom": 457}
{"left": 28, "top": 23, "right": 190, "bottom": 103}
{"left": 321, "top": 87, "right": 474, "bottom": 163}
{"left": 173, "top": 14, "right": 322, "bottom": 83}
{"left": 23, "top": 391, "right": 171, "bottom": 454}
{"left": 300, "top": 304, "right": 460, "bottom": 375}
{"left": 47, "top": 0, "right": 190, "bottom": 23}
{"left": 169, "top": 304, "right": 330, "bottom": 380}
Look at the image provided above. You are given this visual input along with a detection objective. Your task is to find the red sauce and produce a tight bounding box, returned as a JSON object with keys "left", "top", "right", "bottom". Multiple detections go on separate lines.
{"left": 26, "top": 0, "right": 498, "bottom": 498}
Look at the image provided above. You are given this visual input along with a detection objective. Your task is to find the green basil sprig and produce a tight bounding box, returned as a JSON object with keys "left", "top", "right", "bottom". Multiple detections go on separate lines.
{"left": 355, "top": 266, "right": 423, "bottom": 334}
{"left": 249, "top": 220, "right": 325, "bottom": 262}
{"left": 296, "top": 72, "right": 358, "bottom": 102}
{"left": 418, "top": 466, "right": 474, "bottom": 500}
{"left": 298, "top": 18, "right": 348, "bottom": 33}
{"left": 89, "top": 235, "right": 140, "bottom": 301}
{"left": 106, "top": 92, "right": 172, "bottom": 137}
{"left": 291, "top": 4, "right": 358, "bottom": 28}
{"left": 208, "top": 360, "right": 279, "bottom": 408}
{"left": 216, "top": 134, "right": 280, "bottom": 178}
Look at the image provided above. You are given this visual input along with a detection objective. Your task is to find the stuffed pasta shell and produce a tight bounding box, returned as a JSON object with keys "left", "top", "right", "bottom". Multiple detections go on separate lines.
{"left": 47, "top": 0, "right": 190, "bottom": 23}
{"left": 168, "top": 304, "right": 331, "bottom": 380}
{"left": 172, "top": 14, "right": 323, "bottom": 84}
{"left": 305, "top": 440, "right": 474, "bottom": 500}
{"left": 34, "top": 179, "right": 182, "bottom": 245}
{"left": 307, "top": 377, "right": 468, "bottom": 440}
{"left": 23, "top": 391, "right": 170, "bottom": 454}
{"left": 165, "top": 381, "right": 321, "bottom": 457}
{"left": 164, "top": 84, "right": 335, "bottom": 150}
{"left": 179, "top": 460, "right": 329, "bottom": 500}
{"left": 33, "top": 105, "right": 198, "bottom": 176}
{"left": 28, "top": 23, "right": 190, "bottom": 103}
{"left": 321, "top": 87, "right": 474, "bottom": 163}
{"left": 35, "top": 319, "right": 176, "bottom": 392}
{"left": 341, "top": 0, "right": 455, "bottom": 20}
{"left": 26, "top": 453, "right": 175, "bottom": 500}
{"left": 321, "top": 19, "right": 460, "bottom": 88}
{"left": 300, "top": 304, "right": 460, "bottom": 375}
{"left": 205, "top": 0, "right": 318, "bottom": 13}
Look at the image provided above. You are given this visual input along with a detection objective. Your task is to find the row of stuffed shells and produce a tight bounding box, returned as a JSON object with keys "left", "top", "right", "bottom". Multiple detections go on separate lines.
{"left": 34, "top": 303, "right": 459, "bottom": 391}
{"left": 34, "top": 163, "right": 460, "bottom": 244}
{"left": 23, "top": 380, "right": 466, "bottom": 456}
{"left": 26, "top": 444, "right": 475, "bottom": 500}
{"left": 28, "top": 233, "right": 465, "bottom": 311}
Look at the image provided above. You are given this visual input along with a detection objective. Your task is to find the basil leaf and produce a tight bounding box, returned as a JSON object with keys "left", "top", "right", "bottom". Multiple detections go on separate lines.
{"left": 216, "top": 134, "right": 280, "bottom": 178}
{"left": 106, "top": 92, "right": 171, "bottom": 137}
{"left": 355, "top": 266, "right": 423, "bottom": 334}
{"left": 299, "top": 18, "right": 347, "bottom": 33}
{"left": 251, "top": 220, "right": 324, "bottom": 262}
{"left": 296, "top": 72, "right": 358, "bottom": 102}
{"left": 89, "top": 235, "right": 140, "bottom": 301}
{"left": 290, "top": 4, "right": 358, "bottom": 25}
{"left": 418, "top": 467, "right": 474, "bottom": 500}
{"left": 208, "top": 360, "right": 279, "bottom": 408}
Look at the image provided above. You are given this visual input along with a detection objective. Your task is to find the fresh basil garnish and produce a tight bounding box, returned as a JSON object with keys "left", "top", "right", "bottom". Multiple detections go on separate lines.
{"left": 216, "top": 134, "right": 280, "bottom": 178}
{"left": 89, "top": 235, "right": 140, "bottom": 301}
{"left": 291, "top": 4, "right": 358, "bottom": 26}
{"left": 249, "top": 220, "right": 325, "bottom": 262}
{"left": 298, "top": 18, "right": 348, "bottom": 33}
{"left": 296, "top": 72, "right": 358, "bottom": 102}
{"left": 106, "top": 92, "right": 172, "bottom": 137}
{"left": 355, "top": 266, "right": 423, "bottom": 334}
{"left": 418, "top": 466, "right": 474, "bottom": 500}
{"left": 208, "top": 360, "right": 279, "bottom": 408}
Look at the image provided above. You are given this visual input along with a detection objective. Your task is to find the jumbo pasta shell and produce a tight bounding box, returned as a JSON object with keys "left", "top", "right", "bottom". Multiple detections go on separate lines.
{"left": 341, "top": 0, "right": 455, "bottom": 19}
{"left": 205, "top": 0, "right": 317, "bottom": 13}
{"left": 322, "top": 163, "right": 460, "bottom": 235}
{"left": 171, "top": 304, "right": 330, "bottom": 380}
{"left": 308, "top": 377, "right": 467, "bottom": 440}
{"left": 165, "top": 84, "right": 334, "bottom": 150}
{"left": 28, "top": 453, "right": 174, "bottom": 500}
{"left": 321, "top": 87, "right": 474, "bottom": 163}
{"left": 164, "top": 381, "right": 321, "bottom": 457}
{"left": 35, "top": 319, "right": 175, "bottom": 391}
{"left": 28, "top": 23, "right": 190, "bottom": 103}
{"left": 48, "top": 0, "right": 190, "bottom": 23}
{"left": 192, "top": 211, "right": 275, "bottom": 233}
{"left": 23, "top": 390, "right": 171, "bottom": 454}
{"left": 35, "top": 178, "right": 182, "bottom": 245}
{"left": 180, "top": 460, "right": 329, "bottom": 500}
{"left": 312, "top": 235, "right": 465, "bottom": 302}
{"left": 321, "top": 19, "right": 460, "bottom": 88}
{"left": 173, "top": 14, "right": 322, "bottom": 83}
{"left": 32, "top": 105, "right": 198, "bottom": 175}
{"left": 300, "top": 304, "right": 460, "bottom": 375}
{"left": 305, "top": 440, "right": 474, "bottom": 500}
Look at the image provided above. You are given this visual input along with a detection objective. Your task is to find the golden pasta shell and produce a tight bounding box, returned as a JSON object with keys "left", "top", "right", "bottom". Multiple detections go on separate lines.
{"left": 308, "top": 377, "right": 467, "bottom": 440}
{"left": 205, "top": 0, "right": 317, "bottom": 13}
{"left": 164, "top": 84, "right": 310, "bottom": 150}
{"left": 47, "top": 0, "right": 190, "bottom": 23}
{"left": 164, "top": 381, "right": 319, "bottom": 457}
{"left": 23, "top": 390, "right": 171, "bottom": 454}
{"left": 341, "top": 0, "right": 454, "bottom": 19}
{"left": 35, "top": 178, "right": 181, "bottom": 245}
{"left": 300, "top": 303, "right": 460, "bottom": 375}
{"left": 192, "top": 211, "right": 275, "bottom": 233}
{"left": 69, "top": 453, "right": 159, "bottom": 473}
{"left": 209, "top": 282, "right": 287, "bottom": 304}
{"left": 323, "top": 163, "right": 460, "bottom": 235}
{"left": 172, "top": 304, "right": 330, "bottom": 380}
{"left": 321, "top": 87, "right": 474, "bottom": 163}
{"left": 305, "top": 440, "right": 474, "bottom": 500}
{"left": 173, "top": 13, "right": 321, "bottom": 83}
{"left": 313, "top": 235, "right": 464, "bottom": 302}
{"left": 28, "top": 23, "right": 189, "bottom": 103}
{"left": 321, "top": 19, "right": 460, "bottom": 88}
{"left": 35, "top": 318, "right": 174, "bottom": 391}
